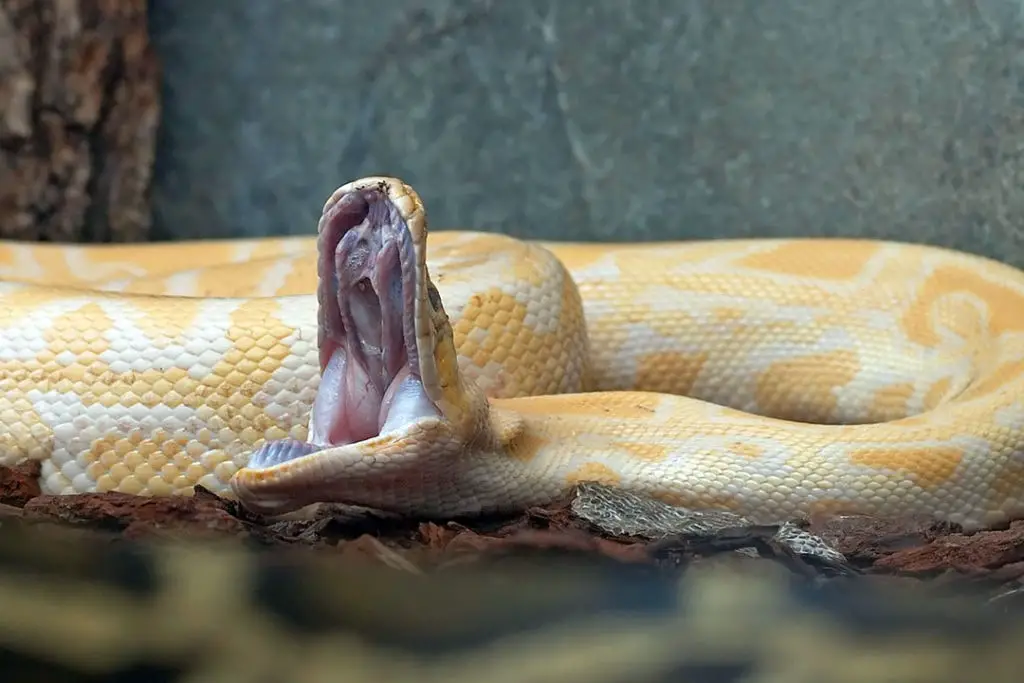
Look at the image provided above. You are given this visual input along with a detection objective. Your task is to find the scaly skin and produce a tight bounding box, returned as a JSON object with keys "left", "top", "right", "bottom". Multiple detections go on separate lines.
{"left": 1, "top": 176, "right": 1024, "bottom": 530}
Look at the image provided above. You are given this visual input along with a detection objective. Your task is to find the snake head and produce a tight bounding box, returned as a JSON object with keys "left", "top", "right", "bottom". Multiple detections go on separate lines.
{"left": 231, "top": 177, "right": 488, "bottom": 516}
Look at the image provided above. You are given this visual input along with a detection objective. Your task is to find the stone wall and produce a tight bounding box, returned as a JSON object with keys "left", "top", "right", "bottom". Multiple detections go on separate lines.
{"left": 148, "top": 0, "right": 1024, "bottom": 264}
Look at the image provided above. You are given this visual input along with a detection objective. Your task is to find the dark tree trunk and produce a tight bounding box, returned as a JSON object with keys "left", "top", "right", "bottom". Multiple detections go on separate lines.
{"left": 0, "top": 0, "right": 159, "bottom": 242}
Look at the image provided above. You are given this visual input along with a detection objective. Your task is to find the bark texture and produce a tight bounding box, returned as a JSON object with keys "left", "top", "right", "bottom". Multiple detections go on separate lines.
{"left": 0, "top": 0, "right": 159, "bottom": 242}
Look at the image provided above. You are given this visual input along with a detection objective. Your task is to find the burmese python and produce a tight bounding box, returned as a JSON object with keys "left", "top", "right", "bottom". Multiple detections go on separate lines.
{"left": 0, "top": 176, "right": 1023, "bottom": 532}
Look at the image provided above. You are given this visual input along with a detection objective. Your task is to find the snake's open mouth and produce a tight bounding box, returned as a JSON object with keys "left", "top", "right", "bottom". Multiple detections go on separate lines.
{"left": 242, "top": 184, "right": 442, "bottom": 475}
{"left": 306, "top": 186, "right": 441, "bottom": 448}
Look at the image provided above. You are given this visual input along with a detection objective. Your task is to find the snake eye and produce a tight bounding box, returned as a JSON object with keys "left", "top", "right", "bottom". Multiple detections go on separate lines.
{"left": 427, "top": 283, "right": 443, "bottom": 312}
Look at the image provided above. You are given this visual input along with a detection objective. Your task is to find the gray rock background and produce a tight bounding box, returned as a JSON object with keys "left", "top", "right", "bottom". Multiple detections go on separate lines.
{"left": 148, "top": 0, "right": 1024, "bottom": 265}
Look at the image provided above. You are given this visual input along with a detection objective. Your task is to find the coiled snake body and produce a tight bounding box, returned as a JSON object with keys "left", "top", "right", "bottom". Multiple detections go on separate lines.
{"left": 1, "top": 176, "right": 1023, "bottom": 530}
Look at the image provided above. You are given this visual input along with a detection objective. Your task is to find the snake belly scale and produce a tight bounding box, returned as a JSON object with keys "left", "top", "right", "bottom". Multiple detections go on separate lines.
{"left": 0, "top": 176, "right": 1023, "bottom": 530}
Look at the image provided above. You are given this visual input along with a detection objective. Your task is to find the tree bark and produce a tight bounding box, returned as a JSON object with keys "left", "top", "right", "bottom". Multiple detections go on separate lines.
{"left": 0, "top": 0, "right": 159, "bottom": 242}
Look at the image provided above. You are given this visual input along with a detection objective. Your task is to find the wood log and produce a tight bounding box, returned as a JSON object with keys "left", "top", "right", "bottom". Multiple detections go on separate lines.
{"left": 0, "top": 0, "right": 159, "bottom": 242}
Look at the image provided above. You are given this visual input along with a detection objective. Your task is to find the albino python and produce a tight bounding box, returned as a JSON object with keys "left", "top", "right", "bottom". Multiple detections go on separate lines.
{"left": 1, "top": 175, "right": 1024, "bottom": 530}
